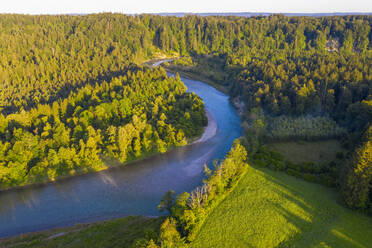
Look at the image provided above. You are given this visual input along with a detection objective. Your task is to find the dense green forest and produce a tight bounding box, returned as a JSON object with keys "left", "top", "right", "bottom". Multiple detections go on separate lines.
{"left": 0, "top": 66, "right": 207, "bottom": 189}
{"left": 342, "top": 125, "right": 372, "bottom": 213}
{"left": 0, "top": 14, "right": 371, "bottom": 124}
{"left": 0, "top": 13, "right": 370, "bottom": 212}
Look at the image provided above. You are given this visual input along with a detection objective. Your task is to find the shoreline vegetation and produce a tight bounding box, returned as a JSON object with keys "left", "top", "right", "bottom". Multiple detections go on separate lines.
{"left": 0, "top": 65, "right": 209, "bottom": 192}
{"left": 0, "top": 58, "right": 180, "bottom": 193}
{"left": 3, "top": 139, "right": 372, "bottom": 247}
{"left": 163, "top": 56, "right": 371, "bottom": 204}
{"left": 0, "top": 13, "right": 371, "bottom": 246}
{"left": 0, "top": 141, "right": 248, "bottom": 246}
{"left": 157, "top": 59, "right": 353, "bottom": 189}
{"left": 145, "top": 56, "right": 229, "bottom": 94}
{"left": 164, "top": 66, "right": 229, "bottom": 95}
{"left": 157, "top": 57, "right": 372, "bottom": 211}
{"left": 0, "top": 106, "right": 215, "bottom": 193}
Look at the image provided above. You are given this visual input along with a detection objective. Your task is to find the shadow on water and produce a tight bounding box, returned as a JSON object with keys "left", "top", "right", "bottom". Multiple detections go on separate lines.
{"left": 256, "top": 167, "right": 372, "bottom": 248}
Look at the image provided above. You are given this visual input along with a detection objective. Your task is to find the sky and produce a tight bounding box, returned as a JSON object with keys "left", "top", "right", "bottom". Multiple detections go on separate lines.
{"left": 0, "top": 0, "right": 371, "bottom": 14}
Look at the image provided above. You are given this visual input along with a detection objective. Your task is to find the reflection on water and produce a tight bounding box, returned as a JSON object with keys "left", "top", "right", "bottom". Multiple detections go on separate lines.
{"left": 0, "top": 75, "right": 242, "bottom": 237}
{"left": 99, "top": 172, "right": 119, "bottom": 188}
{"left": 0, "top": 188, "right": 40, "bottom": 217}
{"left": 183, "top": 146, "right": 216, "bottom": 177}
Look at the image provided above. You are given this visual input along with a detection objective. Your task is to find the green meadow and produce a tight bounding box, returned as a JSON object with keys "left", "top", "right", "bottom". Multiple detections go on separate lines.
{"left": 268, "top": 140, "right": 345, "bottom": 164}
{"left": 190, "top": 165, "right": 372, "bottom": 248}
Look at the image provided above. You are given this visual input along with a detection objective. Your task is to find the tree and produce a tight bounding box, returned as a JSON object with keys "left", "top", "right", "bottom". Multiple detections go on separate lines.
{"left": 158, "top": 190, "right": 175, "bottom": 213}
{"left": 158, "top": 218, "right": 186, "bottom": 248}
{"left": 146, "top": 239, "right": 160, "bottom": 248}
{"left": 342, "top": 125, "right": 372, "bottom": 212}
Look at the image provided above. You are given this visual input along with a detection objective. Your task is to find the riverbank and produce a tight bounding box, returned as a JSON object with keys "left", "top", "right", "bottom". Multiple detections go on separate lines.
{"left": 192, "top": 111, "right": 217, "bottom": 144}
{"left": 0, "top": 111, "right": 216, "bottom": 193}
{"left": 0, "top": 59, "right": 214, "bottom": 193}
{"left": 0, "top": 67, "right": 242, "bottom": 239}
{"left": 146, "top": 57, "right": 228, "bottom": 94}
{"left": 0, "top": 216, "right": 164, "bottom": 247}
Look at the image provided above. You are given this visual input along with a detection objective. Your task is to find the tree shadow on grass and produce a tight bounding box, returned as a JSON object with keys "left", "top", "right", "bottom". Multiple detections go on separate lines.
{"left": 254, "top": 166, "right": 372, "bottom": 248}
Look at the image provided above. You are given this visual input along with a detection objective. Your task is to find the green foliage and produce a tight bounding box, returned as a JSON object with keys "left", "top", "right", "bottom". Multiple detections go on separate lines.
{"left": 2, "top": 13, "right": 369, "bottom": 129}
{"left": 158, "top": 190, "right": 176, "bottom": 213}
{"left": 266, "top": 116, "right": 347, "bottom": 141}
{"left": 157, "top": 15, "right": 371, "bottom": 132}
{"left": 173, "top": 57, "right": 194, "bottom": 66}
{"left": 0, "top": 66, "right": 207, "bottom": 189}
{"left": 152, "top": 141, "right": 248, "bottom": 246}
{"left": 158, "top": 218, "right": 187, "bottom": 248}
{"left": 0, "top": 14, "right": 369, "bottom": 171}
{"left": 0, "top": 13, "right": 370, "bottom": 239}
{"left": 167, "top": 55, "right": 229, "bottom": 88}
{"left": 342, "top": 125, "right": 372, "bottom": 213}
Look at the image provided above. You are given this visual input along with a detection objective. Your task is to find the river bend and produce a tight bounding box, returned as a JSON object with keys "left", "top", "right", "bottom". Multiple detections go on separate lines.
{"left": 0, "top": 74, "right": 242, "bottom": 238}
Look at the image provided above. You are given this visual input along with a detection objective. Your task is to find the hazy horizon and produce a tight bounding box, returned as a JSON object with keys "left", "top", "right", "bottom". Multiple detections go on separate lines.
{"left": 0, "top": 12, "right": 371, "bottom": 17}
{"left": 1, "top": 0, "right": 371, "bottom": 15}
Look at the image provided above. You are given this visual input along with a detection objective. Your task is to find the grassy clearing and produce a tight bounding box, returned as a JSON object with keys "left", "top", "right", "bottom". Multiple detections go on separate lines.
{"left": 0, "top": 216, "right": 164, "bottom": 248}
{"left": 267, "top": 139, "right": 345, "bottom": 164}
{"left": 190, "top": 165, "right": 372, "bottom": 248}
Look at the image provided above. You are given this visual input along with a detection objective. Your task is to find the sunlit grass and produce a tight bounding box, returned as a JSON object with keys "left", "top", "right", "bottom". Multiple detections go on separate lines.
{"left": 190, "top": 165, "right": 372, "bottom": 248}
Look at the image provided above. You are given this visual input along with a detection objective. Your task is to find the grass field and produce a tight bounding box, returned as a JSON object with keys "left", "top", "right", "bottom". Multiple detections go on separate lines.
{"left": 190, "top": 165, "right": 372, "bottom": 248}
{"left": 0, "top": 216, "right": 163, "bottom": 248}
{"left": 267, "top": 139, "right": 345, "bottom": 164}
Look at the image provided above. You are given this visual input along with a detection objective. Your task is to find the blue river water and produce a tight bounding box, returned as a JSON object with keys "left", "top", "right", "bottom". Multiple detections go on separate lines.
{"left": 0, "top": 74, "right": 242, "bottom": 238}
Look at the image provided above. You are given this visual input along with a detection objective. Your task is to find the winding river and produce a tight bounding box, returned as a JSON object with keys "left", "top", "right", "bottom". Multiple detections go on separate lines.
{"left": 0, "top": 71, "right": 242, "bottom": 238}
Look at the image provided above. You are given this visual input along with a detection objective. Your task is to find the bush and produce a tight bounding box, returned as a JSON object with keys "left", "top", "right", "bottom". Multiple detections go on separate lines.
{"left": 303, "top": 173, "right": 318, "bottom": 183}
{"left": 287, "top": 168, "right": 302, "bottom": 178}
{"left": 320, "top": 173, "right": 337, "bottom": 187}
{"left": 299, "top": 162, "right": 316, "bottom": 173}
{"left": 173, "top": 57, "right": 194, "bottom": 66}
{"left": 275, "top": 161, "right": 287, "bottom": 171}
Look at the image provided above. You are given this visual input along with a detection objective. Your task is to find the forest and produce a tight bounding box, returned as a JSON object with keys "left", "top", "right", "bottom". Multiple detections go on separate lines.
{"left": 0, "top": 13, "right": 370, "bottom": 221}
{"left": 0, "top": 66, "right": 207, "bottom": 189}
{"left": 0, "top": 14, "right": 371, "bottom": 124}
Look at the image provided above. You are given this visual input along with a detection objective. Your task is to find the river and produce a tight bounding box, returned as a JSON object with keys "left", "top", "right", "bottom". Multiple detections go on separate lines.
{"left": 0, "top": 73, "right": 242, "bottom": 238}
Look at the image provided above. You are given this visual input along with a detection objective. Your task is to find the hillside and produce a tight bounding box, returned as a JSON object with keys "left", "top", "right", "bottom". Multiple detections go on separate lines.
{"left": 190, "top": 165, "right": 372, "bottom": 248}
